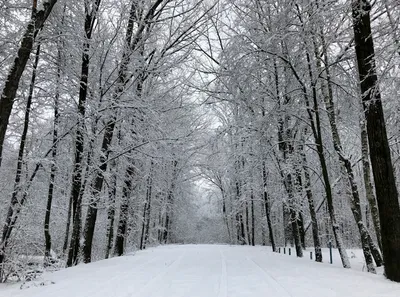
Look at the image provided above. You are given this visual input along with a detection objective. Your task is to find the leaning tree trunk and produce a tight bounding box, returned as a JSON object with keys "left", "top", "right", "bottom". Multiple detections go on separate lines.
{"left": 295, "top": 37, "right": 350, "bottom": 267}
{"left": 313, "top": 33, "right": 378, "bottom": 272}
{"left": 352, "top": 0, "right": 400, "bottom": 282}
{"left": 0, "top": 43, "right": 41, "bottom": 272}
{"left": 305, "top": 90, "right": 350, "bottom": 267}
{"left": 0, "top": 0, "right": 57, "bottom": 167}
{"left": 292, "top": 2, "right": 348, "bottom": 266}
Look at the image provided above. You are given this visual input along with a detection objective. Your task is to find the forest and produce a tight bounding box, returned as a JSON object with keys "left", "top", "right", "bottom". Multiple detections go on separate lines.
{"left": 0, "top": 0, "right": 400, "bottom": 284}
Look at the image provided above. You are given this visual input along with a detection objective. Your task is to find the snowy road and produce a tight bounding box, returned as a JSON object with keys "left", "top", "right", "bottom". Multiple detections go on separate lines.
{"left": 1, "top": 245, "right": 400, "bottom": 297}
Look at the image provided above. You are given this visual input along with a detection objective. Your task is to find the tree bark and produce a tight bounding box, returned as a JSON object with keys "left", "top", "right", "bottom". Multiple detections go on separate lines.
{"left": 140, "top": 163, "right": 154, "bottom": 250}
{"left": 143, "top": 170, "right": 153, "bottom": 249}
{"left": 67, "top": 0, "right": 102, "bottom": 267}
{"left": 245, "top": 200, "right": 250, "bottom": 245}
{"left": 296, "top": 62, "right": 350, "bottom": 266}
{"left": 0, "top": 43, "right": 41, "bottom": 271}
{"left": 221, "top": 186, "right": 231, "bottom": 243}
{"left": 63, "top": 195, "right": 72, "bottom": 254}
{"left": 44, "top": 40, "right": 59, "bottom": 265}
{"left": 360, "top": 110, "right": 382, "bottom": 251}
{"left": 250, "top": 190, "right": 255, "bottom": 246}
{"left": 0, "top": 0, "right": 57, "bottom": 167}
{"left": 262, "top": 161, "right": 276, "bottom": 251}
{"left": 81, "top": 0, "right": 165, "bottom": 261}
{"left": 314, "top": 30, "right": 377, "bottom": 272}
{"left": 114, "top": 165, "right": 135, "bottom": 256}
{"left": 163, "top": 160, "right": 178, "bottom": 244}
{"left": 300, "top": 150, "right": 322, "bottom": 262}
{"left": 294, "top": 33, "right": 350, "bottom": 267}
{"left": 285, "top": 174, "right": 303, "bottom": 257}
{"left": 82, "top": 120, "right": 115, "bottom": 263}
{"left": 297, "top": 212, "right": 306, "bottom": 250}
{"left": 352, "top": 0, "right": 400, "bottom": 281}
{"left": 105, "top": 162, "right": 117, "bottom": 259}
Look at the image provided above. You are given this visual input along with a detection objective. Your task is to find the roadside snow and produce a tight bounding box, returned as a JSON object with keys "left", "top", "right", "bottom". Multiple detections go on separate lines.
{"left": 1, "top": 245, "right": 399, "bottom": 297}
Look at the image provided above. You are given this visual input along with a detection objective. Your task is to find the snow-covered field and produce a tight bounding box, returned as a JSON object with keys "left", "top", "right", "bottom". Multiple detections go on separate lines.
{"left": 1, "top": 244, "right": 399, "bottom": 297}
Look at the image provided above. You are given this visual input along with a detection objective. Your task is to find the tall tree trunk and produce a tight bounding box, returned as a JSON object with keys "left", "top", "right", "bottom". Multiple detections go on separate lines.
{"left": 251, "top": 190, "right": 255, "bottom": 246}
{"left": 293, "top": 158, "right": 306, "bottom": 250}
{"left": 114, "top": 165, "right": 135, "bottom": 256}
{"left": 53, "top": 6, "right": 71, "bottom": 257}
{"left": 140, "top": 191, "right": 148, "bottom": 249}
{"left": 262, "top": 161, "right": 276, "bottom": 251}
{"left": 140, "top": 164, "right": 153, "bottom": 250}
{"left": 163, "top": 160, "right": 178, "bottom": 244}
{"left": 285, "top": 174, "right": 303, "bottom": 257}
{"left": 293, "top": 34, "right": 350, "bottom": 267}
{"left": 0, "top": 0, "right": 57, "bottom": 167}
{"left": 221, "top": 188, "right": 231, "bottom": 243}
{"left": 235, "top": 160, "right": 244, "bottom": 244}
{"left": 67, "top": 0, "right": 102, "bottom": 267}
{"left": 352, "top": 0, "right": 400, "bottom": 281}
{"left": 63, "top": 195, "right": 72, "bottom": 254}
{"left": 260, "top": 198, "right": 267, "bottom": 246}
{"left": 360, "top": 110, "right": 382, "bottom": 251}
{"left": 277, "top": 49, "right": 303, "bottom": 257}
{"left": 307, "top": 97, "right": 350, "bottom": 267}
{"left": 82, "top": 120, "right": 115, "bottom": 263}
{"left": 105, "top": 162, "right": 117, "bottom": 259}
{"left": 239, "top": 211, "right": 245, "bottom": 245}
{"left": 292, "top": 1, "right": 349, "bottom": 266}
{"left": 81, "top": 0, "right": 164, "bottom": 261}
{"left": 300, "top": 149, "right": 322, "bottom": 262}
{"left": 143, "top": 171, "right": 153, "bottom": 249}
{"left": 0, "top": 43, "right": 41, "bottom": 272}
{"left": 313, "top": 30, "right": 378, "bottom": 272}
{"left": 297, "top": 212, "right": 306, "bottom": 250}
{"left": 245, "top": 200, "right": 250, "bottom": 245}
{"left": 44, "top": 40, "right": 60, "bottom": 265}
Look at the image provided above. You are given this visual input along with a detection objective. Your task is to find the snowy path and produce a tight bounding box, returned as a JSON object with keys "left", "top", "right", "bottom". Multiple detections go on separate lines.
{"left": 1, "top": 245, "right": 400, "bottom": 297}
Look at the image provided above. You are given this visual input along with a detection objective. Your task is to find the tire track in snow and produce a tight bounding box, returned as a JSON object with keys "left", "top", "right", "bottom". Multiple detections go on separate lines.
{"left": 126, "top": 249, "right": 187, "bottom": 297}
{"left": 246, "top": 256, "right": 293, "bottom": 297}
{"left": 29, "top": 253, "right": 160, "bottom": 297}
{"left": 217, "top": 247, "right": 228, "bottom": 297}
{"left": 82, "top": 254, "right": 164, "bottom": 297}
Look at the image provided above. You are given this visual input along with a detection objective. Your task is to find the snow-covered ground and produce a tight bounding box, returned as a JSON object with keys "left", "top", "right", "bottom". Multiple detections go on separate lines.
{"left": 1, "top": 244, "right": 399, "bottom": 297}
